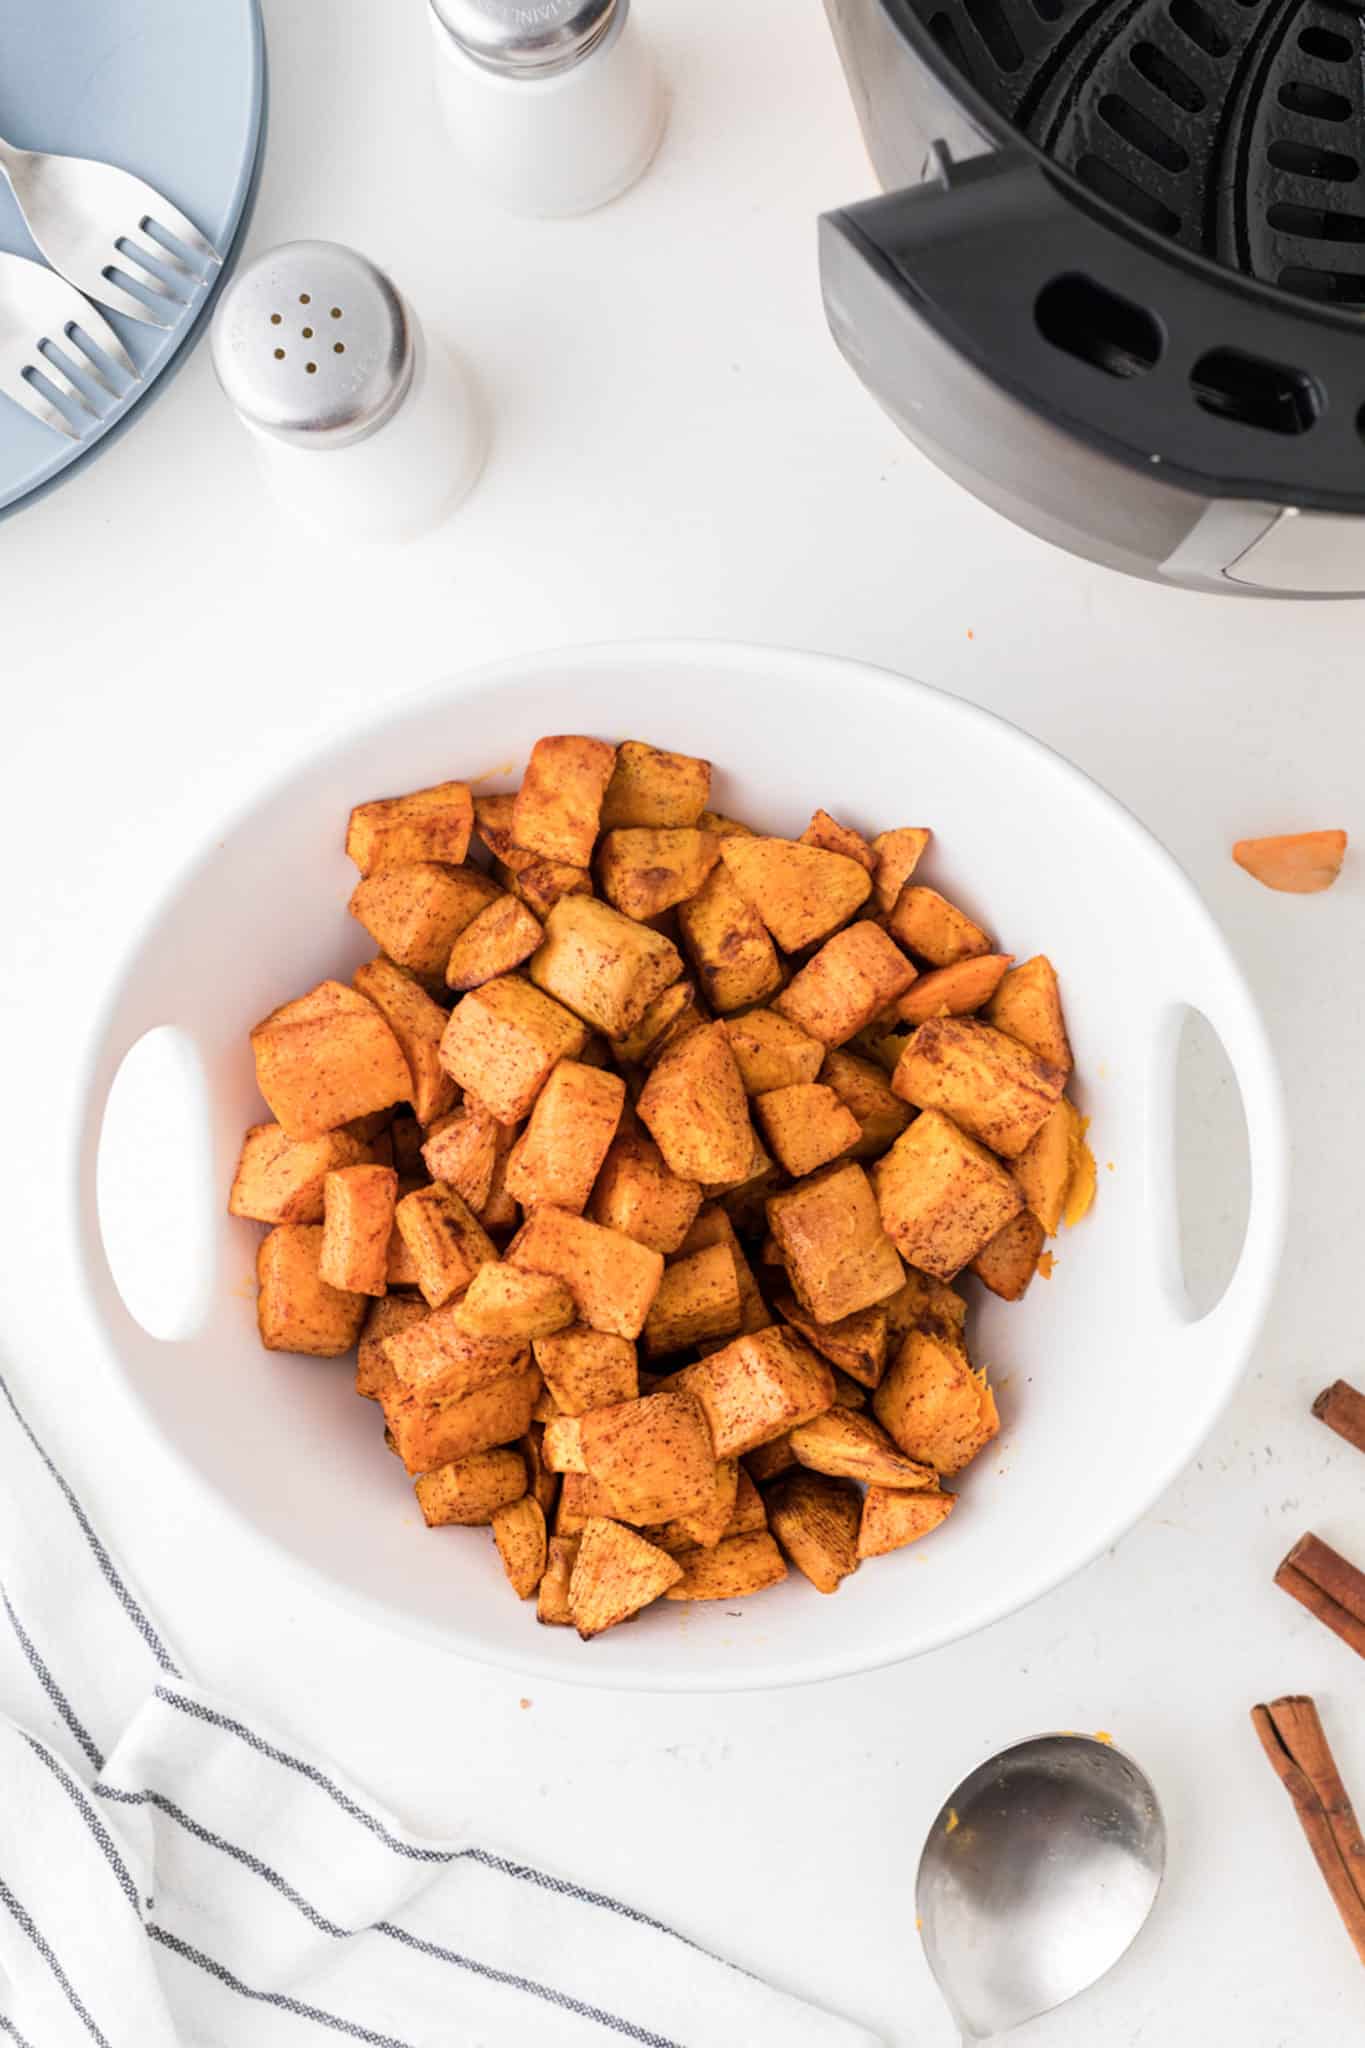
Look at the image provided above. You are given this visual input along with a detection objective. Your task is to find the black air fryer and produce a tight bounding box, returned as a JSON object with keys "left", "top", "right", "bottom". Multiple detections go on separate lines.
{"left": 820, "top": 0, "right": 1365, "bottom": 591}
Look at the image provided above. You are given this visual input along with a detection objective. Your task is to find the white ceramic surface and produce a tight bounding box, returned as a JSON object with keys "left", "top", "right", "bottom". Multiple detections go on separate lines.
{"left": 78, "top": 642, "right": 1287, "bottom": 1691}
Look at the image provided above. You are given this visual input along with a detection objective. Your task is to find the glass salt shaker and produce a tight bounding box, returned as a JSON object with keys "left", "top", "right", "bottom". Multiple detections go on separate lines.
{"left": 428, "top": 0, "right": 666, "bottom": 217}
{"left": 208, "top": 240, "right": 485, "bottom": 542}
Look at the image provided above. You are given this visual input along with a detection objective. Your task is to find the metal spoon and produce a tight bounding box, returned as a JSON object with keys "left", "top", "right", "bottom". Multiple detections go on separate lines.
{"left": 916, "top": 1734, "right": 1166, "bottom": 2042}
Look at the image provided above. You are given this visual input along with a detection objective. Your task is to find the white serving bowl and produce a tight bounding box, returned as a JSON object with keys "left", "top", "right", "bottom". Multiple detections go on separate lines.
{"left": 78, "top": 643, "right": 1287, "bottom": 1690}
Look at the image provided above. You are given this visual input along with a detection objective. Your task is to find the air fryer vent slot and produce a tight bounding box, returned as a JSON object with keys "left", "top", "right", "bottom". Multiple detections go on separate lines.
{"left": 1168, "top": 0, "right": 1229, "bottom": 59}
{"left": 1297, "top": 23, "right": 1351, "bottom": 61}
{"left": 1267, "top": 138, "right": 1358, "bottom": 181}
{"left": 1190, "top": 346, "right": 1320, "bottom": 431}
{"left": 1279, "top": 79, "right": 1351, "bottom": 120}
{"left": 1035, "top": 272, "right": 1165, "bottom": 373}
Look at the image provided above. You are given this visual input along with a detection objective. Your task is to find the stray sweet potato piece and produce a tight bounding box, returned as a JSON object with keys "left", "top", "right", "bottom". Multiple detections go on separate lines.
{"left": 773, "top": 922, "right": 916, "bottom": 1048}
{"left": 643, "top": 1242, "right": 743, "bottom": 1360}
{"left": 439, "top": 975, "right": 588, "bottom": 1123}
{"left": 723, "top": 1009, "right": 825, "bottom": 1096}
{"left": 754, "top": 1082, "right": 861, "bottom": 1178}
{"left": 588, "top": 1126, "right": 703, "bottom": 1255}
{"left": 568, "top": 1517, "right": 683, "bottom": 1638}
{"left": 1233, "top": 829, "right": 1347, "bottom": 895}
{"left": 230, "top": 1123, "right": 372, "bottom": 1225}
{"left": 529, "top": 895, "right": 683, "bottom": 1039}
{"left": 600, "top": 740, "right": 711, "bottom": 830}
{"left": 542, "top": 1416, "right": 588, "bottom": 1473}
{"left": 873, "top": 1329, "right": 999, "bottom": 1476}
{"left": 350, "top": 864, "right": 500, "bottom": 989}
{"left": 251, "top": 981, "right": 411, "bottom": 1140}
{"left": 720, "top": 836, "right": 872, "bottom": 953}
{"left": 874, "top": 1110, "right": 1023, "bottom": 1281}
{"left": 725, "top": 1465, "right": 767, "bottom": 1536}
{"left": 578, "top": 1390, "right": 717, "bottom": 1523}
{"left": 893, "top": 1016, "right": 1067, "bottom": 1159}
{"left": 664, "top": 1530, "right": 788, "bottom": 1600}
{"left": 819, "top": 1050, "right": 911, "bottom": 1160}
{"left": 767, "top": 1471, "right": 860, "bottom": 1594}
{"left": 776, "top": 1294, "right": 888, "bottom": 1389}
{"left": 985, "top": 956, "right": 1073, "bottom": 1072}
{"left": 971, "top": 1209, "right": 1046, "bottom": 1300}
{"left": 382, "top": 1301, "right": 525, "bottom": 1401}
{"left": 346, "top": 780, "right": 473, "bottom": 874}
{"left": 801, "top": 809, "right": 875, "bottom": 871}
{"left": 380, "top": 1366, "right": 538, "bottom": 1475}
{"left": 506, "top": 1206, "right": 664, "bottom": 1340}
{"left": 636, "top": 1021, "right": 755, "bottom": 1184}
{"left": 504, "top": 1061, "right": 624, "bottom": 1215}
{"left": 320, "top": 1164, "right": 397, "bottom": 1296}
{"left": 679, "top": 1327, "right": 835, "bottom": 1457}
{"left": 677, "top": 862, "right": 783, "bottom": 1013}
{"left": 356, "top": 1294, "right": 427, "bottom": 1401}
{"left": 1013, "top": 1099, "right": 1071, "bottom": 1235}
{"left": 534, "top": 1329, "right": 637, "bottom": 1416}
{"left": 451, "top": 1263, "right": 576, "bottom": 1339}
{"left": 445, "top": 895, "right": 544, "bottom": 992}
{"left": 537, "top": 1534, "right": 581, "bottom": 1623}
{"left": 415, "top": 1447, "right": 527, "bottom": 1526}
{"left": 257, "top": 1224, "right": 367, "bottom": 1356}
{"left": 394, "top": 1182, "right": 498, "bottom": 1308}
{"left": 895, "top": 954, "right": 1013, "bottom": 1027}
{"left": 1063, "top": 1104, "right": 1097, "bottom": 1228}
{"left": 491, "top": 1494, "right": 548, "bottom": 1596}
{"left": 598, "top": 828, "right": 721, "bottom": 922}
{"left": 767, "top": 1161, "right": 905, "bottom": 1324}
{"left": 869, "top": 828, "right": 931, "bottom": 915}
{"left": 858, "top": 1485, "right": 955, "bottom": 1559}
{"left": 789, "top": 1407, "right": 936, "bottom": 1489}
{"left": 512, "top": 736, "right": 617, "bottom": 867}
{"left": 889, "top": 886, "right": 992, "bottom": 968}
{"left": 351, "top": 958, "right": 457, "bottom": 1127}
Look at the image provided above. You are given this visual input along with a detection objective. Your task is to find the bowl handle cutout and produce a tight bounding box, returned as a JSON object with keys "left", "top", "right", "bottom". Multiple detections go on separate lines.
{"left": 94, "top": 1025, "right": 217, "bottom": 1344}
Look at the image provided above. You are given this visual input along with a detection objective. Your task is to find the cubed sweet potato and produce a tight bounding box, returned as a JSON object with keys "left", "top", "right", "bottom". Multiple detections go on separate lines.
{"left": 1013, "top": 1098, "right": 1071, "bottom": 1235}
{"left": 577, "top": 1390, "right": 718, "bottom": 1523}
{"left": 587, "top": 1126, "right": 703, "bottom": 1254}
{"left": 394, "top": 1182, "right": 498, "bottom": 1308}
{"left": 642, "top": 1242, "right": 743, "bottom": 1359}
{"left": 679, "top": 1207, "right": 772, "bottom": 1336}
{"left": 789, "top": 1407, "right": 936, "bottom": 1489}
{"left": 598, "top": 828, "right": 721, "bottom": 922}
{"left": 895, "top": 954, "right": 1013, "bottom": 1027}
{"left": 874, "top": 1109, "right": 1023, "bottom": 1281}
{"left": 491, "top": 1494, "right": 548, "bottom": 1596}
{"left": 257, "top": 1223, "right": 367, "bottom": 1356}
{"left": 349, "top": 864, "right": 501, "bottom": 989}
{"left": 251, "top": 981, "right": 411, "bottom": 1140}
{"left": 725, "top": 1465, "right": 767, "bottom": 1536}
{"left": 554, "top": 1470, "right": 621, "bottom": 1536}
{"left": 568, "top": 1517, "right": 683, "bottom": 1638}
{"left": 744, "top": 1434, "right": 798, "bottom": 1484}
{"left": 829, "top": 1367, "right": 868, "bottom": 1408}
{"left": 439, "top": 975, "right": 588, "bottom": 1123}
{"left": 892, "top": 1016, "right": 1067, "bottom": 1159}
{"left": 767, "top": 1161, "right": 905, "bottom": 1324}
{"left": 506, "top": 1206, "right": 663, "bottom": 1339}
{"left": 229, "top": 1123, "right": 372, "bottom": 1225}
{"left": 883, "top": 1270, "right": 968, "bottom": 1348}
{"left": 775, "top": 1294, "right": 888, "bottom": 1389}
{"left": 636, "top": 1021, "right": 755, "bottom": 1184}
{"left": 320, "top": 1164, "right": 397, "bottom": 1296}
{"left": 348, "top": 958, "right": 455, "bottom": 1127}
{"left": 873, "top": 1329, "right": 999, "bottom": 1476}
{"left": 801, "top": 809, "right": 875, "bottom": 871}
{"left": 818, "top": 1050, "right": 911, "bottom": 1160}
{"left": 600, "top": 740, "right": 711, "bottom": 829}
{"left": 536, "top": 1535, "right": 581, "bottom": 1623}
{"left": 451, "top": 1263, "right": 576, "bottom": 1339}
{"left": 676, "top": 862, "right": 783, "bottom": 1014}
{"left": 985, "top": 955, "right": 1073, "bottom": 1072}
{"left": 888, "top": 885, "right": 992, "bottom": 968}
{"left": 519, "top": 1426, "right": 560, "bottom": 1516}
{"left": 415, "top": 1447, "right": 526, "bottom": 1526}
{"left": 509, "top": 736, "right": 616, "bottom": 867}
{"left": 720, "top": 837, "right": 871, "bottom": 953}
{"left": 533, "top": 1328, "right": 638, "bottom": 1415}
{"left": 723, "top": 1010, "right": 825, "bottom": 1096}
{"left": 382, "top": 1300, "right": 526, "bottom": 1401}
{"left": 356, "top": 1294, "right": 427, "bottom": 1401}
{"left": 754, "top": 1083, "right": 861, "bottom": 1178}
{"left": 858, "top": 1486, "right": 955, "bottom": 1559}
{"left": 663, "top": 1530, "right": 788, "bottom": 1600}
{"left": 679, "top": 1327, "right": 834, "bottom": 1457}
{"left": 773, "top": 923, "right": 916, "bottom": 1048}
{"left": 767, "top": 1471, "right": 860, "bottom": 1594}
{"left": 503, "top": 1060, "right": 625, "bottom": 1214}
{"left": 380, "top": 1366, "right": 538, "bottom": 1475}
{"left": 652, "top": 1458, "right": 740, "bottom": 1552}
{"left": 346, "top": 780, "right": 473, "bottom": 874}
{"left": 542, "top": 1415, "right": 588, "bottom": 1472}
{"left": 971, "top": 1209, "right": 1046, "bottom": 1300}
{"left": 869, "top": 828, "right": 931, "bottom": 915}
{"left": 609, "top": 981, "right": 705, "bottom": 1067}
{"left": 496, "top": 852, "right": 592, "bottom": 921}
{"left": 528, "top": 895, "right": 683, "bottom": 1039}
{"left": 445, "top": 895, "right": 544, "bottom": 992}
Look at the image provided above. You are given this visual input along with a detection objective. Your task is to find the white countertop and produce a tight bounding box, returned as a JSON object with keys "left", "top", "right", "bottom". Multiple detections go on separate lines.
{"left": 6, "top": 2, "right": 1365, "bottom": 2040}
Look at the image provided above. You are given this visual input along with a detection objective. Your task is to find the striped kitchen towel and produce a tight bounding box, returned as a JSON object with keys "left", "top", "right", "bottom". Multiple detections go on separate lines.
{"left": 0, "top": 1371, "right": 881, "bottom": 2048}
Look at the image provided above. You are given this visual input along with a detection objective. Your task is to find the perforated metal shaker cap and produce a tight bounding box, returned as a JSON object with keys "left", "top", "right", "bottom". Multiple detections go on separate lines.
{"left": 429, "top": 0, "right": 619, "bottom": 76}
{"left": 209, "top": 241, "right": 413, "bottom": 451}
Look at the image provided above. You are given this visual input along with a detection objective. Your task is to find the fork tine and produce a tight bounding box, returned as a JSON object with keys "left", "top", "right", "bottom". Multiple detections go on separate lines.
{"left": 1, "top": 366, "right": 82, "bottom": 440}
{"left": 122, "top": 230, "right": 194, "bottom": 282}
{"left": 142, "top": 202, "right": 220, "bottom": 268}
{"left": 98, "top": 266, "right": 181, "bottom": 329}
{"left": 44, "top": 332, "right": 117, "bottom": 403}
{"left": 34, "top": 352, "right": 99, "bottom": 419}
{"left": 111, "top": 242, "right": 188, "bottom": 304}
{"left": 66, "top": 310, "right": 139, "bottom": 385}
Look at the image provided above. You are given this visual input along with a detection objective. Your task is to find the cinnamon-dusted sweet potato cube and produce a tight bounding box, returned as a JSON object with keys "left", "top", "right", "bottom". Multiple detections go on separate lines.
{"left": 720, "top": 837, "right": 872, "bottom": 953}
{"left": 789, "top": 1408, "right": 936, "bottom": 1489}
{"left": 445, "top": 895, "right": 544, "bottom": 992}
{"left": 576, "top": 1392, "right": 717, "bottom": 1523}
{"left": 754, "top": 1083, "right": 861, "bottom": 1179}
{"left": 895, "top": 954, "right": 1013, "bottom": 1027}
{"left": 491, "top": 1495, "right": 548, "bottom": 1597}
{"left": 702, "top": 1126, "right": 776, "bottom": 1209}
{"left": 889, "top": 885, "right": 992, "bottom": 968}
{"left": 394, "top": 1182, "right": 498, "bottom": 1307}
{"left": 637, "top": 1021, "right": 755, "bottom": 1184}
{"left": 349, "top": 960, "right": 459, "bottom": 1127}
{"left": 883, "top": 1269, "right": 968, "bottom": 1348}
{"left": 451, "top": 1263, "right": 576, "bottom": 1339}
{"left": 829, "top": 1367, "right": 868, "bottom": 1408}
{"left": 776, "top": 1294, "right": 888, "bottom": 1389}
{"left": 819, "top": 1050, "right": 911, "bottom": 1160}
{"left": 512, "top": 736, "right": 618, "bottom": 867}
{"left": 985, "top": 955, "right": 1073, "bottom": 1072}
{"left": 869, "top": 828, "right": 931, "bottom": 915}
{"left": 858, "top": 1485, "right": 956, "bottom": 1559}
{"left": 387, "top": 1210, "right": 423, "bottom": 1288}
{"left": 1013, "top": 1099, "right": 1071, "bottom": 1235}
{"left": 389, "top": 1114, "right": 426, "bottom": 1180}
{"left": 529, "top": 895, "right": 683, "bottom": 1038}
{"left": 679, "top": 1206, "right": 771, "bottom": 1336}
{"left": 415, "top": 1447, "right": 526, "bottom": 1526}
{"left": 350, "top": 864, "right": 501, "bottom": 989}
{"left": 664, "top": 1530, "right": 788, "bottom": 1601}
{"left": 439, "top": 974, "right": 588, "bottom": 1122}
{"left": 971, "top": 1209, "right": 1046, "bottom": 1301}
{"left": 251, "top": 981, "right": 411, "bottom": 1140}
{"left": 499, "top": 855, "right": 592, "bottom": 921}
{"left": 346, "top": 780, "right": 473, "bottom": 874}
{"left": 506, "top": 1206, "right": 663, "bottom": 1339}
{"left": 767, "top": 1161, "right": 905, "bottom": 1324}
{"left": 647, "top": 1458, "right": 739, "bottom": 1553}
{"left": 773, "top": 922, "right": 916, "bottom": 1048}
{"left": 642, "top": 1241, "right": 743, "bottom": 1360}
{"left": 471, "top": 792, "right": 520, "bottom": 861}
{"left": 588, "top": 1125, "right": 702, "bottom": 1254}
{"left": 320, "top": 1164, "right": 397, "bottom": 1296}
{"left": 725, "top": 1465, "right": 767, "bottom": 1536}
{"left": 382, "top": 1300, "right": 526, "bottom": 1401}
{"left": 678, "top": 1327, "right": 834, "bottom": 1457}
{"left": 568, "top": 1517, "right": 683, "bottom": 1638}
{"left": 873, "top": 1328, "right": 999, "bottom": 1476}
{"left": 609, "top": 981, "right": 705, "bottom": 1067}
{"left": 676, "top": 862, "right": 783, "bottom": 1014}
{"left": 533, "top": 1329, "right": 637, "bottom": 1416}
{"left": 356, "top": 1294, "right": 427, "bottom": 1401}
{"left": 229, "top": 1123, "right": 372, "bottom": 1225}
{"left": 257, "top": 1224, "right": 367, "bottom": 1356}
{"left": 380, "top": 1367, "right": 538, "bottom": 1475}
{"left": 555, "top": 1470, "right": 620, "bottom": 1536}
{"left": 723, "top": 1009, "right": 825, "bottom": 1095}
{"left": 874, "top": 1110, "right": 1022, "bottom": 1281}
{"left": 537, "top": 1534, "right": 581, "bottom": 1623}
{"left": 767, "top": 1471, "right": 860, "bottom": 1594}
{"left": 600, "top": 740, "right": 711, "bottom": 830}
{"left": 598, "top": 828, "right": 721, "bottom": 922}
{"left": 542, "top": 1415, "right": 588, "bottom": 1472}
{"left": 801, "top": 809, "right": 874, "bottom": 871}
{"left": 503, "top": 1060, "right": 625, "bottom": 1215}
{"left": 892, "top": 1016, "right": 1067, "bottom": 1159}
{"left": 745, "top": 1434, "right": 798, "bottom": 1484}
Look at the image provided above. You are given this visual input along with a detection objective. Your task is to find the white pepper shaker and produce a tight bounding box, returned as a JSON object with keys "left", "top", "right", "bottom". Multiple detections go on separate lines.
{"left": 208, "top": 240, "right": 485, "bottom": 542}
{"left": 428, "top": 0, "right": 666, "bottom": 217}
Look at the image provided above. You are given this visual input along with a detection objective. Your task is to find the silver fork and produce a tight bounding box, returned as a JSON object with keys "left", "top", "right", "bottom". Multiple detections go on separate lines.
{"left": 0, "top": 250, "right": 139, "bottom": 439}
{"left": 0, "top": 134, "right": 219, "bottom": 330}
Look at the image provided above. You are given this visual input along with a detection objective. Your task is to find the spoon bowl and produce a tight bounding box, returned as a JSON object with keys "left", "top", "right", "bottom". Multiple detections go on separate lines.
{"left": 916, "top": 1734, "right": 1166, "bottom": 2041}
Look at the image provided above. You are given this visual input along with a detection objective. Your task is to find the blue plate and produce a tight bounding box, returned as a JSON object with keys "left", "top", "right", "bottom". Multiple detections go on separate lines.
{"left": 0, "top": 0, "right": 266, "bottom": 517}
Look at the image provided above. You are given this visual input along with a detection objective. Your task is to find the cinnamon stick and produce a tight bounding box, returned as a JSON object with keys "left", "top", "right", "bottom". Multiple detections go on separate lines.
{"left": 1276, "top": 1533, "right": 1365, "bottom": 1664}
{"left": 1252, "top": 1694, "right": 1365, "bottom": 1967}
{"left": 1314, "top": 1381, "right": 1365, "bottom": 1458}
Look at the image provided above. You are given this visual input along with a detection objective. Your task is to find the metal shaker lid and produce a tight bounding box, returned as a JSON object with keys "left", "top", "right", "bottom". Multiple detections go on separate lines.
{"left": 429, "top": 0, "right": 619, "bottom": 76}
{"left": 209, "top": 241, "right": 413, "bottom": 451}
